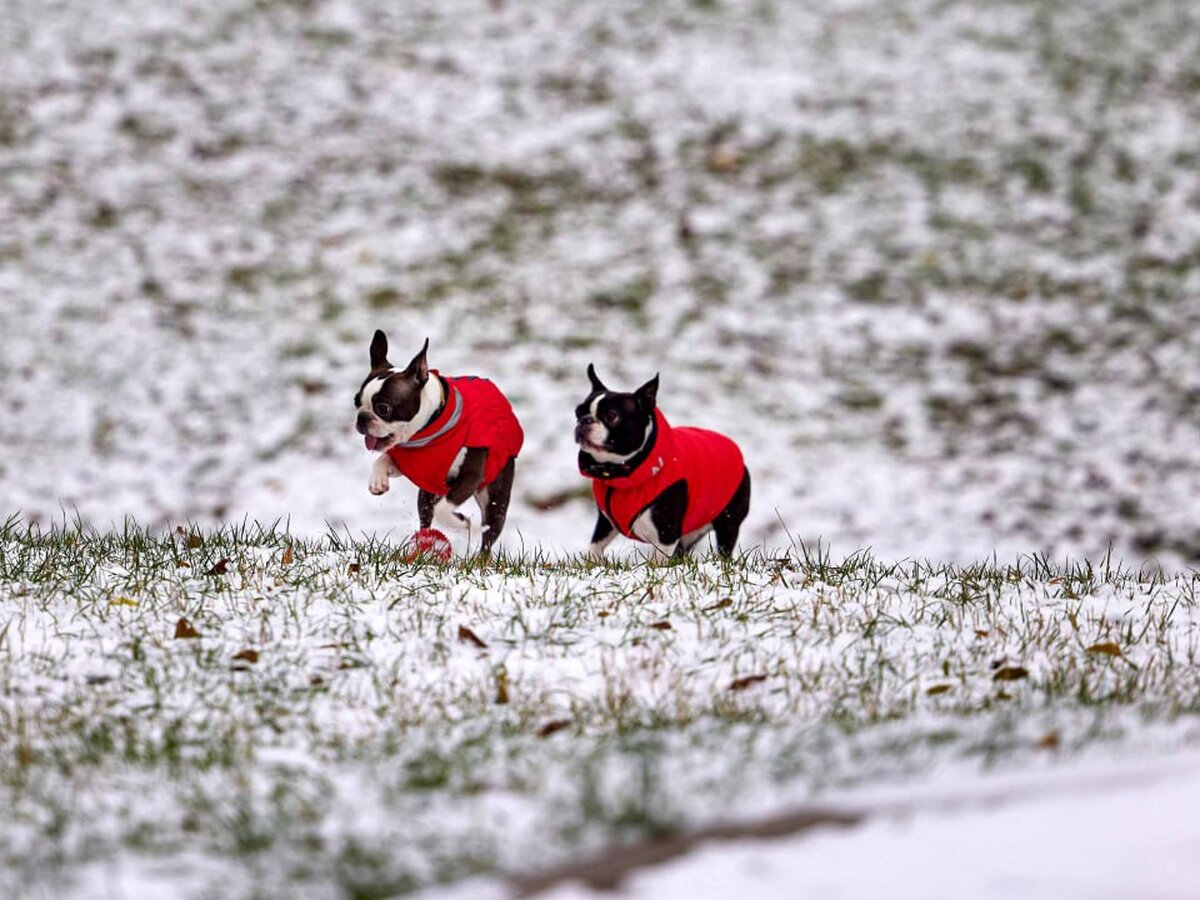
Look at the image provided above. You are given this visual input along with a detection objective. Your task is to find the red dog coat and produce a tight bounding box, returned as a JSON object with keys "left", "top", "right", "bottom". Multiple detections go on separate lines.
{"left": 584, "top": 410, "right": 744, "bottom": 540}
{"left": 387, "top": 373, "right": 524, "bottom": 495}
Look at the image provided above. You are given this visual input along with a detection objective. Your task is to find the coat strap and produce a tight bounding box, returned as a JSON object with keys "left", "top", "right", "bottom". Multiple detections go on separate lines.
{"left": 400, "top": 384, "right": 462, "bottom": 448}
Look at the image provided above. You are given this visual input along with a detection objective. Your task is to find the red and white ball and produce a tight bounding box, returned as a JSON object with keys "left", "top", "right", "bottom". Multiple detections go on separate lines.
{"left": 406, "top": 528, "right": 452, "bottom": 562}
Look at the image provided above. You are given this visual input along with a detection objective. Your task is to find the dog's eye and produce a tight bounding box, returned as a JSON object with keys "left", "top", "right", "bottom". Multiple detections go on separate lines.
{"left": 602, "top": 410, "right": 619, "bottom": 426}
{"left": 375, "top": 401, "right": 392, "bottom": 418}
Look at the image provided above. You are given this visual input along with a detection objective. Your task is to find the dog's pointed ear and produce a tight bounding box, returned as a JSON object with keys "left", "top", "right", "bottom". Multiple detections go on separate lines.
{"left": 587, "top": 363, "right": 607, "bottom": 394}
{"left": 370, "top": 330, "right": 390, "bottom": 370}
{"left": 634, "top": 373, "right": 659, "bottom": 411}
{"left": 404, "top": 338, "right": 430, "bottom": 382}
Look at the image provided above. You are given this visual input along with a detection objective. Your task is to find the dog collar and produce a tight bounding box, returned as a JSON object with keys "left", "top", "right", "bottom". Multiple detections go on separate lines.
{"left": 579, "top": 410, "right": 666, "bottom": 486}
{"left": 398, "top": 380, "right": 463, "bottom": 448}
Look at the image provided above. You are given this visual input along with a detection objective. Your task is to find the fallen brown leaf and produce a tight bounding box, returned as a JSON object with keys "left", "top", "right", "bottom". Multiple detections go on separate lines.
{"left": 458, "top": 625, "right": 488, "bottom": 649}
{"left": 1036, "top": 731, "right": 1060, "bottom": 750}
{"left": 174, "top": 617, "right": 201, "bottom": 639}
{"left": 728, "top": 674, "right": 768, "bottom": 692}
{"left": 992, "top": 666, "right": 1029, "bottom": 682}
{"left": 537, "top": 719, "right": 572, "bottom": 738}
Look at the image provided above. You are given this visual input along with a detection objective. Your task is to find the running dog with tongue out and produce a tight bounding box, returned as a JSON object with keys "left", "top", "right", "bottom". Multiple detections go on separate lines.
{"left": 354, "top": 330, "right": 524, "bottom": 554}
{"left": 575, "top": 365, "right": 751, "bottom": 559}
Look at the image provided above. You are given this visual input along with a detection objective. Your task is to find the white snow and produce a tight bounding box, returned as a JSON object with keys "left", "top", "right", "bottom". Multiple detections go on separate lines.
{"left": 523, "top": 755, "right": 1200, "bottom": 900}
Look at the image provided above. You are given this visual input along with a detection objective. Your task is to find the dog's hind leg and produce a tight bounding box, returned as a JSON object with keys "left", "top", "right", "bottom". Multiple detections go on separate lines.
{"left": 631, "top": 480, "right": 687, "bottom": 561}
{"left": 677, "top": 525, "right": 713, "bottom": 556}
{"left": 417, "top": 490, "right": 437, "bottom": 529}
{"left": 474, "top": 456, "right": 515, "bottom": 555}
{"left": 434, "top": 447, "right": 487, "bottom": 535}
{"left": 712, "top": 467, "right": 751, "bottom": 558}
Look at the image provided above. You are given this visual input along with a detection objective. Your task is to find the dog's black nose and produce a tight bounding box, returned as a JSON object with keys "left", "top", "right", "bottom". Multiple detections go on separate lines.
{"left": 356, "top": 411, "right": 372, "bottom": 433}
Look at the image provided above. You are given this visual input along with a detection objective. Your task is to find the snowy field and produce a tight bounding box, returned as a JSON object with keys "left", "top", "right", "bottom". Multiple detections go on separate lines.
{"left": 1, "top": 521, "right": 1199, "bottom": 898}
{"left": 4, "top": 0, "right": 1200, "bottom": 897}
{"left": 494, "top": 754, "right": 1200, "bottom": 900}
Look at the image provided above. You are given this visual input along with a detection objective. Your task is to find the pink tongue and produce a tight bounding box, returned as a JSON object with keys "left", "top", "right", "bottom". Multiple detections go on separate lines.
{"left": 365, "top": 435, "right": 379, "bottom": 451}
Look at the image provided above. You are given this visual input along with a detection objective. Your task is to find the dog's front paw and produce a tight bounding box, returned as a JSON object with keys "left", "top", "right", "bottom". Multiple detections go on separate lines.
{"left": 433, "top": 498, "right": 471, "bottom": 532}
{"left": 368, "top": 456, "right": 394, "bottom": 495}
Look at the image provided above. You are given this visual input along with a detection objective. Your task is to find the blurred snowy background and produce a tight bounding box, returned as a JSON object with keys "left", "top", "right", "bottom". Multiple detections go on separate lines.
{"left": 2, "top": 0, "right": 1200, "bottom": 565}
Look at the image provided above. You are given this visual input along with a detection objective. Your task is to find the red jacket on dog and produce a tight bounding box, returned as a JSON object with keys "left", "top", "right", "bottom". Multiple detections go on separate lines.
{"left": 585, "top": 410, "right": 744, "bottom": 539}
{"left": 387, "top": 373, "right": 523, "bottom": 495}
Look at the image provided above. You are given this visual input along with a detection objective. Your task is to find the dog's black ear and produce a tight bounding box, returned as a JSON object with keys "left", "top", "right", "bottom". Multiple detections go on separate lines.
{"left": 634, "top": 373, "right": 659, "bottom": 412}
{"left": 404, "top": 338, "right": 430, "bottom": 382}
{"left": 370, "top": 330, "right": 390, "bottom": 369}
{"left": 587, "top": 363, "right": 607, "bottom": 394}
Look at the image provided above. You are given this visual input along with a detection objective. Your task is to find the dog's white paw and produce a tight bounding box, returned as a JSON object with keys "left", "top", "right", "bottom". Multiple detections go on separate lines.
{"left": 434, "top": 498, "right": 471, "bottom": 532}
{"left": 369, "top": 456, "right": 394, "bottom": 495}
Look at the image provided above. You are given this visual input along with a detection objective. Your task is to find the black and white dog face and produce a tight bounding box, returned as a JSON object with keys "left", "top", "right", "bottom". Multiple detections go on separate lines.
{"left": 574, "top": 364, "right": 659, "bottom": 464}
{"left": 354, "top": 331, "right": 438, "bottom": 452}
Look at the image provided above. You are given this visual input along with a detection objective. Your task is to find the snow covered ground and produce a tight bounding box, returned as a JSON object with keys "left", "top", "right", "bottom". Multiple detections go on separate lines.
{"left": 1, "top": 524, "right": 1198, "bottom": 898}
{"left": 513, "top": 754, "right": 1200, "bottom": 900}
{"left": 3, "top": 0, "right": 1200, "bottom": 565}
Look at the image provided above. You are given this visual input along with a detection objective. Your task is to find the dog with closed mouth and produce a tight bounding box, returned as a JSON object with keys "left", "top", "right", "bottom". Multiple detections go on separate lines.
{"left": 575, "top": 365, "right": 750, "bottom": 559}
{"left": 354, "top": 330, "right": 524, "bottom": 554}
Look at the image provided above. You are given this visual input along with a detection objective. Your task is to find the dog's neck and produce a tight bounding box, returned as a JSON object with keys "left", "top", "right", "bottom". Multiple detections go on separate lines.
{"left": 579, "top": 414, "right": 657, "bottom": 480}
{"left": 395, "top": 374, "right": 447, "bottom": 444}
